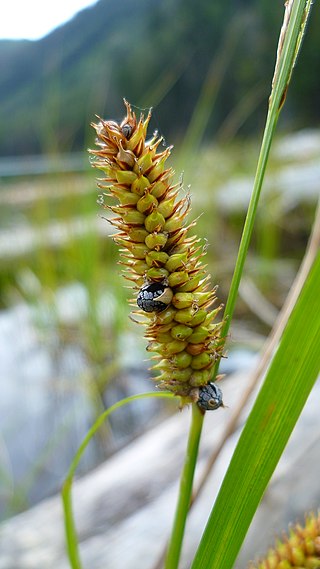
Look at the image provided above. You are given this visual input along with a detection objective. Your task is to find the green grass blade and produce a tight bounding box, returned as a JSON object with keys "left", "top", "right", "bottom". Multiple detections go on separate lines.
{"left": 216, "top": 0, "right": 311, "bottom": 352}
{"left": 62, "top": 391, "right": 176, "bottom": 569}
{"left": 191, "top": 251, "right": 320, "bottom": 569}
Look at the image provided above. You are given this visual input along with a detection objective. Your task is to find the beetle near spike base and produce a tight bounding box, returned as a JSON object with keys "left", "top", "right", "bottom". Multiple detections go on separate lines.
{"left": 197, "top": 382, "right": 223, "bottom": 411}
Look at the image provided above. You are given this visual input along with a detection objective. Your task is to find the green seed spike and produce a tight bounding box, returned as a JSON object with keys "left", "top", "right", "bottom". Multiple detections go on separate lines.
{"left": 90, "top": 100, "right": 225, "bottom": 403}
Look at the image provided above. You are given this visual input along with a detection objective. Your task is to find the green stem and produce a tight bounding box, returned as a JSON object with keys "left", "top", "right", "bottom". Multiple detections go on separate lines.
{"left": 214, "top": 0, "right": 310, "bottom": 376}
{"left": 164, "top": 404, "right": 204, "bottom": 569}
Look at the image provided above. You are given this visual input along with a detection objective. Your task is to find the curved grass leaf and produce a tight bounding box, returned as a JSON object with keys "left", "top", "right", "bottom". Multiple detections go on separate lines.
{"left": 191, "top": 251, "right": 320, "bottom": 569}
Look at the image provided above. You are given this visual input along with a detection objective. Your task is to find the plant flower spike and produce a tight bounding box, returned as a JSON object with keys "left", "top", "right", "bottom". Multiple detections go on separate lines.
{"left": 249, "top": 513, "right": 320, "bottom": 569}
{"left": 90, "top": 100, "right": 225, "bottom": 411}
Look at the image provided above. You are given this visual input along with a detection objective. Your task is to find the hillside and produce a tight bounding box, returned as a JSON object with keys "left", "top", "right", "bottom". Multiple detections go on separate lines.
{"left": 0, "top": 0, "right": 319, "bottom": 156}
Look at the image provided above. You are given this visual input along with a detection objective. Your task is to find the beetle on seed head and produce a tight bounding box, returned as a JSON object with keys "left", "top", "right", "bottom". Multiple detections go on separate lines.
{"left": 197, "top": 382, "right": 223, "bottom": 412}
{"left": 121, "top": 123, "right": 133, "bottom": 140}
{"left": 137, "top": 282, "right": 173, "bottom": 313}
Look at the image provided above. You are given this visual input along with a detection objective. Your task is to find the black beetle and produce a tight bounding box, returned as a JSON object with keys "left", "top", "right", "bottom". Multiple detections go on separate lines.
{"left": 197, "top": 382, "right": 223, "bottom": 411}
{"left": 137, "top": 283, "right": 173, "bottom": 313}
{"left": 121, "top": 123, "right": 133, "bottom": 139}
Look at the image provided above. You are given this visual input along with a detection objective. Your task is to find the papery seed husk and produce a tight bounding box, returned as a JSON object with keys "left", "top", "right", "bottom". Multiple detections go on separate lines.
{"left": 186, "top": 343, "right": 208, "bottom": 356}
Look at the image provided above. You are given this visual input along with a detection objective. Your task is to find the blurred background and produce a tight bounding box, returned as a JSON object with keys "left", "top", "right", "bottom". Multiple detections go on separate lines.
{"left": 0, "top": 0, "right": 319, "bottom": 522}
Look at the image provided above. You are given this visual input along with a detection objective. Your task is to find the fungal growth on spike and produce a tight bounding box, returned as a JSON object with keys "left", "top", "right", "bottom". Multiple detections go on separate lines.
{"left": 90, "top": 100, "right": 224, "bottom": 408}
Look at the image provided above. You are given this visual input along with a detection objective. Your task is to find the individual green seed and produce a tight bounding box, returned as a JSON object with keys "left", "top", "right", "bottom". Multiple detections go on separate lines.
{"left": 127, "top": 243, "right": 150, "bottom": 260}
{"left": 146, "top": 267, "right": 169, "bottom": 281}
{"left": 157, "top": 196, "right": 176, "bottom": 219}
{"left": 176, "top": 274, "right": 203, "bottom": 292}
{"left": 145, "top": 232, "right": 168, "bottom": 250}
{"left": 155, "top": 306, "right": 176, "bottom": 324}
{"left": 172, "top": 292, "right": 194, "bottom": 309}
{"left": 191, "top": 352, "right": 213, "bottom": 370}
{"left": 161, "top": 339, "right": 188, "bottom": 356}
{"left": 188, "top": 309, "right": 208, "bottom": 326}
{"left": 122, "top": 210, "right": 146, "bottom": 225}
{"left": 135, "top": 149, "right": 153, "bottom": 173}
{"left": 165, "top": 252, "right": 188, "bottom": 272}
{"left": 168, "top": 367, "right": 193, "bottom": 382}
{"left": 193, "top": 291, "right": 215, "bottom": 307}
{"left": 110, "top": 187, "right": 139, "bottom": 206}
{"left": 167, "top": 271, "right": 189, "bottom": 288}
{"left": 128, "top": 227, "right": 149, "bottom": 243}
{"left": 136, "top": 193, "right": 158, "bottom": 214}
{"left": 189, "top": 369, "right": 212, "bottom": 387}
{"left": 170, "top": 351, "right": 193, "bottom": 369}
{"left": 174, "top": 307, "right": 207, "bottom": 326}
{"left": 131, "top": 260, "right": 148, "bottom": 275}
{"left": 163, "top": 216, "right": 184, "bottom": 234}
{"left": 151, "top": 179, "right": 168, "bottom": 199}
{"left": 131, "top": 175, "right": 150, "bottom": 196}
{"left": 187, "top": 325, "right": 209, "bottom": 344}
{"left": 115, "top": 170, "right": 138, "bottom": 185}
{"left": 156, "top": 367, "right": 193, "bottom": 383}
{"left": 146, "top": 251, "right": 169, "bottom": 267}
{"left": 170, "top": 324, "right": 193, "bottom": 341}
{"left": 154, "top": 332, "right": 175, "bottom": 344}
{"left": 148, "top": 153, "right": 169, "bottom": 182}
{"left": 144, "top": 211, "right": 166, "bottom": 232}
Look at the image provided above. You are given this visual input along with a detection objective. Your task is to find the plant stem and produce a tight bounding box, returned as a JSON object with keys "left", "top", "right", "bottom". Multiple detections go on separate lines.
{"left": 214, "top": 0, "right": 311, "bottom": 375}
{"left": 164, "top": 404, "right": 204, "bottom": 569}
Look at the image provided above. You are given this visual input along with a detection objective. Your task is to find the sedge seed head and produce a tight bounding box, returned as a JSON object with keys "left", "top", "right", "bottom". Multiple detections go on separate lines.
{"left": 90, "top": 100, "right": 225, "bottom": 406}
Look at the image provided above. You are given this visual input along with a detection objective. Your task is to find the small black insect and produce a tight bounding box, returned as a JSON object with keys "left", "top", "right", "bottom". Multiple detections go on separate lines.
{"left": 121, "top": 123, "right": 133, "bottom": 139}
{"left": 197, "top": 382, "right": 223, "bottom": 412}
{"left": 137, "top": 283, "right": 173, "bottom": 313}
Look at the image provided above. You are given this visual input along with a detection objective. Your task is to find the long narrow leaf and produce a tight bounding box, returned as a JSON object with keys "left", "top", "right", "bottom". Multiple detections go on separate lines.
{"left": 191, "top": 252, "right": 320, "bottom": 569}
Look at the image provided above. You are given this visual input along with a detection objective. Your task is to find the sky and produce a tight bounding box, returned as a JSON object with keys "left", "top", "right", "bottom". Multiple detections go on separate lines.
{"left": 0, "top": 0, "right": 99, "bottom": 40}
